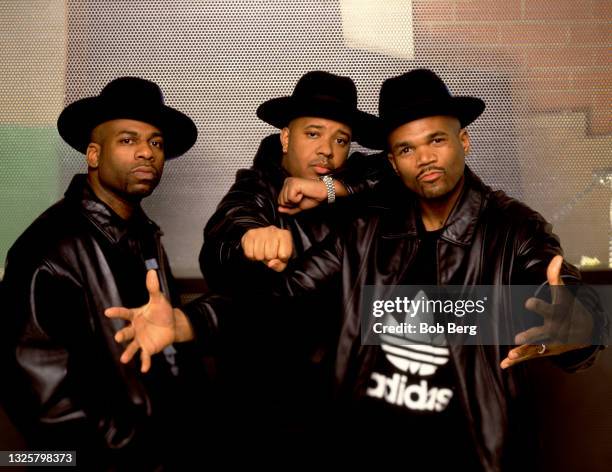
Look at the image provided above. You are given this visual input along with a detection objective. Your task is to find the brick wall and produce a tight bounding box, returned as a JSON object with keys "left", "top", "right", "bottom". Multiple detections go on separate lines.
{"left": 414, "top": 0, "right": 611, "bottom": 134}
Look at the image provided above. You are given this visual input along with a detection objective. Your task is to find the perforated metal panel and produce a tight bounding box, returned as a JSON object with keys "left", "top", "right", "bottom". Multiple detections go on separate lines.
{"left": 2, "top": 0, "right": 610, "bottom": 276}
{"left": 0, "top": 0, "right": 66, "bottom": 281}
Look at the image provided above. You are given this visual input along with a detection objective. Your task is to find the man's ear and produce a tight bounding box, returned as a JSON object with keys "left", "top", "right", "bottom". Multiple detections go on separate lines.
{"left": 86, "top": 143, "right": 100, "bottom": 169}
{"left": 280, "top": 127, "right": 290, "bottom": 153}
{"left": 387, "top": 152, "right": 398, "bottom": 174}
{"left": 459, "top": 129, "right": 471, "bottom": 155}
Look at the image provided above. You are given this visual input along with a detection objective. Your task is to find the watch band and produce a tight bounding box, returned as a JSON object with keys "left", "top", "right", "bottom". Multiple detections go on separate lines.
{"left": 320, "top": 174, "right": 336, "bottom": 204}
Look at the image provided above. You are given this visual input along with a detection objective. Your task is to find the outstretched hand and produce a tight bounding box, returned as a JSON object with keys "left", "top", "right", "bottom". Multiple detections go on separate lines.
{"left": 501, "top": 255, "right": 594, "bottom": 369}
{"left": 105, "top": 269, "right": 176, "bottom": 373}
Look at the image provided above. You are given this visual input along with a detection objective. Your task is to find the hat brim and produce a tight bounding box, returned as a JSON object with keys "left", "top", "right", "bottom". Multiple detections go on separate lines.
{"left": 57, "top": 97, "right": 198, "bottom": 159}
{"left": 372, "top": 96, "right": 485, "bottom": 150}
{"left": 256, "top": 96, "right": 381, "bottom": 149}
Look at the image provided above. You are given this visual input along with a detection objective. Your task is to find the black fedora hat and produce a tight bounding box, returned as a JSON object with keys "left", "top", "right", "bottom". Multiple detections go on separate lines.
{"left": 375, "top": 69, "right": 485, "bottom": 149}
{"left": 257, "top": 71, "right": 380, "bottom": 149}
{"left": 57, "top": 77, "right": 197, "bottom": 159}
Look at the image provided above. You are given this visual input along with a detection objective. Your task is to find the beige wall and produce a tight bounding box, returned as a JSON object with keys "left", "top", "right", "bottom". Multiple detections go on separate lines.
{"left": 0, "top": 0, "right": 67, "bottom": 124}
{"left": 0, "top": 0, "right": 67, "bottom": 278}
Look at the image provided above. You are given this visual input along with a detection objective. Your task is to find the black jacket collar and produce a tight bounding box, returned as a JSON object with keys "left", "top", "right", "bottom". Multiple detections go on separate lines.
{"left": 380, "top": 166, "right": 489, "bottom": 246}
{"left": 64, "top": 174, "right": 160, "bottom": 244}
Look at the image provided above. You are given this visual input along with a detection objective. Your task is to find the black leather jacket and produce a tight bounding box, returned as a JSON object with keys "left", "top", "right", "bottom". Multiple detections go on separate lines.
{"left": 275, "top": 167, "right": 602, "bottom": 471}
{"left": 200, "top": 133, "right": 390, "bottom": 293}
{"left": 192, "top": 134, "right": 391, "bottom": 429}
{"left": 1, "top": 175, "right": 213, "bottom": 468}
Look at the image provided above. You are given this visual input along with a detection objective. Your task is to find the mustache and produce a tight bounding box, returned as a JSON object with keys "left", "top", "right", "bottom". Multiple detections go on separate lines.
{"left": 309, "top": 156, "right": 332, "bottom": 169}
{"left": 417, "top": 166, "right": 445, "bottom": 179}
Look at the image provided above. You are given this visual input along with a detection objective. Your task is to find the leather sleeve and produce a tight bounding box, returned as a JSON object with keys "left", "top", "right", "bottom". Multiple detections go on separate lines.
{"left": 513, "top": 208, "right": 568, "bottom": 283}
{"left": 180, "top": 293, "right": 235, "bottom": 354}
{"left": 513, "top": 206, "right": 606, "bottom": 372}
{"left": 199, "top": 167, "right": 280, "bottom": 293}
{"left": 332, "top": 151, "right": 394, "bottom": 195}
{"left": 273, "top": 230, "right": 344, "bottom": 298}
{"left": 3, "top": 258, "right": 153, "bottom": 455}
{"left": 2, "top": 261, "right": 100, "bottom": 448}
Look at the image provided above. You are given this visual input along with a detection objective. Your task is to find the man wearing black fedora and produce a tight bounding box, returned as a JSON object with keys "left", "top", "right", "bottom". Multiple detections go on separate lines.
{"left": 1, "top": 77, "right": 220, "bottom": 468}
{"left": 195, "top": 70, "right": 388, "bottom": 430}
{"left": 201, "top": 70, "right": 384, "bottom": 282}
{"left": 252, "top": 68, "right": 603, "bottom": 468}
